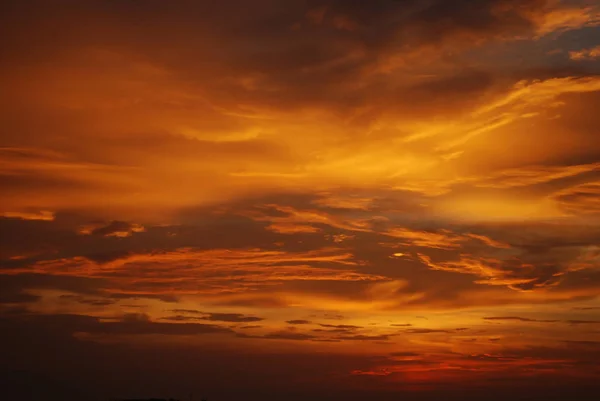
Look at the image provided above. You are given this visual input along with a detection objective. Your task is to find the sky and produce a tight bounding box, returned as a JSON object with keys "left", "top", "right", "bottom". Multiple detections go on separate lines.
{"left": 1, "top": 0, "right": 600, "bottom": 400}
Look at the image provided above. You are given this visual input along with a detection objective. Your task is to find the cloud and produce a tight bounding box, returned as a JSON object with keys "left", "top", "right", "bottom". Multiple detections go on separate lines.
{"left": 319, "top": 323, "right": 363, "bottom": 330}
{"left": 384, "top": 227, "right": 466, "bottom": 249}
{"left": 237, "top": 331, "right": 318, "bottom": 341}
{"left": 286, "top": 320, "right": 313, "bottom": 325}
{"left": 199, "top": 313, "right": 264, "bottom": 323}
{"left": 169, "top": 309, "right": 203, "bottom": 314}
{"left": 0, "top": 290, "right": 40, "bottom": 304}
{"left": 308, "top": 0, "right": 596, "bottom": 57}
{"left": 313, "top": 328, "right": 355, "bottom": 334}
{"left": 536, "top": 5, "right": 600, "bottom": 36}
{"left": 0, "top": 273, "right": 108, "bottom": 299}
{"left": 569, "top": 45, "right": 600, "bottom": 61}
{"left": 417, "top": 253, "right": 546, "bottom": 290}
{"left": 563, "top": 340, "right": 600, "bottom": 347}
{"left": 389, "top": 351, "right": 420, "bottom": 357}
{"left": 161, "top": 312, "right": 264, "bottom": 323}
{"left": 466, "top": 162, "right": 600, "bottom": 189}
{"left": 242, "top": 204, "right": 375, "bottom": 234}
{"left": 266, "top": 223, "right": 321, "bottom": 234}
{"left": 2, "top": 0, "right": 599, "bottom": 219}
{"left": 4, "top": 312, "right": 234, "bottom": 337}
{"left": 0, "top": 210, "right": 54, "bottom": 221}
{"left": 551, "top": 182, "right": 600, "bottom": 215}
{"left": 93, "top": 318, "right": 233, "bottom": 336}
{"left": 483, "top": 316, "right": 558, "bottom": 323}
{"left": 107, "top": 292, "right": 179, "bottom": 303}
{"left": 405, "top": 328, "right": 451, "bottom": 334}
{"left": 59, "top": 294, "right": 117, "bottom": 307}
{"left": 83, "top": 220, "right": 145, "bottom": 237}
{"left": 566, "top": 320, "right": 600, "bottom": 325}
{"left": 3, "top": 247, "right": 385, "bottom": 297}
{"left": 335, "top": 334, "right": 392, "bottom": 341}
{"left": 160, "top": 315, "right": 202, "bottom": 322}
{"left": 415, "top": 220, "right": 600, "bottom": 291}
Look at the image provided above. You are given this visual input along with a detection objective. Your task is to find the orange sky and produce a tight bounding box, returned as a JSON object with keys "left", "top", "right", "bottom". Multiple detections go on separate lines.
{"left": 1, "top": 1, "right": 600, "bottom": 400}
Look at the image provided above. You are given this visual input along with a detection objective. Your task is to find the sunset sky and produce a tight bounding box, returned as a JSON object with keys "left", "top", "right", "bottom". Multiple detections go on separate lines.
{"left": 1, "top": 1, "right": 600, "bottom": 400}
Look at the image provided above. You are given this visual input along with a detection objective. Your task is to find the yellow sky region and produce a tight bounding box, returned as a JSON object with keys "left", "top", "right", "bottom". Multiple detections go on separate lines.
{"left": 3, "top": 74, "right": 600, "bottom": 220}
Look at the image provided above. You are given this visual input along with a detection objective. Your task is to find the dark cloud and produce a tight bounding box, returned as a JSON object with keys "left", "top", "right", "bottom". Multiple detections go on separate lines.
{"left": 160, "top": 315, "right": 203, "bottom": 322}
{"left": 335, "top": 334, "right": 392, "bottom": 341}
{"left": 405, "top": 328, "right": 451, "bottom": 334}
{"left": 2, "top": 194, "right": 599, "bottom": 311}
{"left": 286, "top": 319, "right": 312, "bottom": 325}
{"left": 198, "top": 313, "right": 264, "bottom": 323}
{"left": 416, "top": 220, "right": 600, "bottom": 292}
{"left": 313, "top": 328, "right": 355, "bottom": 334}
{"left": 0, "top": 210, "right": 278, "bottom": 267}
{"left": 322, "top": 313, "right": 346, "bottom": 320}
{"left": 237, "top": 331, "right": 317, "bottom": 341}
{"left": 169, "top": 309, "right": 203, "bottom": 314}
{"left": 2, "top": 310, "right": 600, "bottom": 401}
{"left": 563, "top": 340, "right": 600, "bottom": 347}
{"left": 566, "top": 320, "right": 600, "bottom": 325}
{"left": 389, "top": 351, "right": 420, "bottom": 357}
{"left": 0, "top": 290, "right": 40, "bottom": 304}
{"left": 319, "top": 324, "right": 363, "bottom": 329}
{"left": 0, "top": 0, "right": 575, "bottom": 126}
{"left": 89, "top": 220, "right": 143, "bottom": 237}
{"left": 484, "top": 316, "right": 559, "bottom": 323}
{"left": 162, "top": 312, "right": 264, "bottom": 323}
{"left": 5, "top": 312, "right": 234, "bottom": 337}
{"left": 265, "top": 332, "right": 317, "bottom": 341}
{"left": 108, "top": 292, "right": 179, "bottom": 303}
{"left": 463, "top": 353, "right": 516, "bottom": 362}
{"left": 58, "top": 294, "right": 116, "bottom": 307}
{"left": 0, "top": 273, "right": 107, "bottom": 297}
